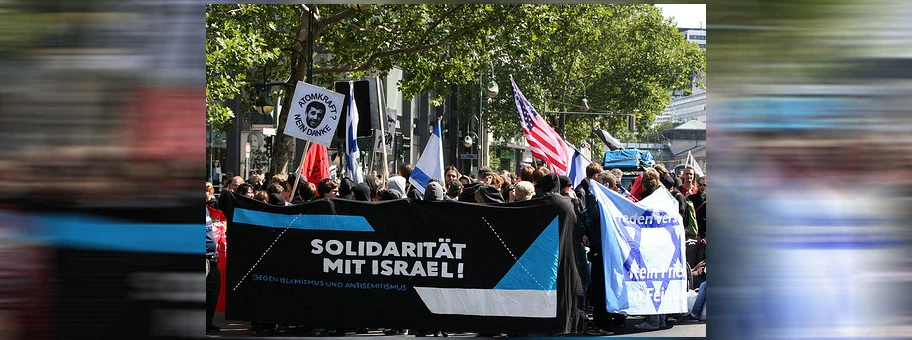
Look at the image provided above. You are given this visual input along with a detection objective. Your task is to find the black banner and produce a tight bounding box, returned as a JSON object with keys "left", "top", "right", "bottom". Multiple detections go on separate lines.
{"left": 223, "top": 192, "right": 584, "bottom": 333}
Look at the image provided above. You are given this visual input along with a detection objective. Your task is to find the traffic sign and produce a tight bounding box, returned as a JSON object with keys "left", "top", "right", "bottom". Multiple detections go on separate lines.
{"left": 460, "top": 154, "right": 477, "bottom": 159}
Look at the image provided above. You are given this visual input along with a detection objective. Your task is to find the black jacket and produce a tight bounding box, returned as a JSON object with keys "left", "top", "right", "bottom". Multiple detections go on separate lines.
{"left": 688, "top": 192, "right": 706, "bottom": 238}
{"left": 575, "top": 179, "right": 601, "bottom": 251}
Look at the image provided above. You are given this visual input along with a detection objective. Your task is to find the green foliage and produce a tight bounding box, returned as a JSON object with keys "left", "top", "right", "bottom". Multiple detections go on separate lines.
{"left": 206, "top": 4, "right": 704, "bottom": 173}
{"left": 206, "top": 4, "right": 297, "bottom": 131}
{"left": 475, "top": 5, "right": 704, "bottom": 152}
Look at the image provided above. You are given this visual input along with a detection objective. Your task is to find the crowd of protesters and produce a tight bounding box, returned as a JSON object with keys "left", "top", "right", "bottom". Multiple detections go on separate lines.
{"left": 205, "top": 162, "right": 707, "bottom": 336}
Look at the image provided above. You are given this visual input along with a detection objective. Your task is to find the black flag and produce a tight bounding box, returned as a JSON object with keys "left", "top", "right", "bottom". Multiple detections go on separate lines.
{"left": 592, "top": 129, "right": 625, "bottom": 151}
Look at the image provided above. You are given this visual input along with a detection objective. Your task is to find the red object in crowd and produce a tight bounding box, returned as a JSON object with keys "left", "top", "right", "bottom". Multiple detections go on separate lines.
{"left": 207, "top": 205, "right": 228, "bottom": 312}
{"left": 302, "top": 143, "right": 329, "bottom": 185}
{"left": 629, "top": 173, "right": 645, "bottom": 201}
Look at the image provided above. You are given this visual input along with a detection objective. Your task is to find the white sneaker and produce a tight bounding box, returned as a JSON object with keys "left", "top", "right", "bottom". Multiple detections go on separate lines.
{"left": 634, "top": 321, "right": 660, "bottom": 330}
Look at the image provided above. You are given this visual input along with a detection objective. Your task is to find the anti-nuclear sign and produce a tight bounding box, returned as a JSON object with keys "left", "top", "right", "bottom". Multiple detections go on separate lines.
{"left": 283, "top": 81, "right": 345, "bottom": 146}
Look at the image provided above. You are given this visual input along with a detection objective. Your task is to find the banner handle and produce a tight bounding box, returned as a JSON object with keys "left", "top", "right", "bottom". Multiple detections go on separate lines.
{"left": 290, "top": 140, "right": 312, "bottom": 201}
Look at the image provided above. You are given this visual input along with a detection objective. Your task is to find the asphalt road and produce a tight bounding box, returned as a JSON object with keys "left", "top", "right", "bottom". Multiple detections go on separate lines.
{"left": 208, "top": 312, "right": 706, "bottom": 338}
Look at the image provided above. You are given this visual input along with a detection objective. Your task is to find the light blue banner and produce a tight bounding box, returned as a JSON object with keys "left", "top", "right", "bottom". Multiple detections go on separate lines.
{"left": 590, "top": 180, "right": 688, "bottom": 315}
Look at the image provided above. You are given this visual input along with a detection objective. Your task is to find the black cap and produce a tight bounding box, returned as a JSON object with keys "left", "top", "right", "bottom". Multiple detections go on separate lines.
{"left": 268, "top": 192, "right": 286, "bottom": 206}
{"left": 478, "top": 167, "right": 496, "bottom": 179}
{"left": 379, "top": 188, "right": 403, "bottom": 201}
{"left": 558, "top": 175, "right": 573, "bottom": 189}
{"left": 475, "top": 184, "right": 504, "bottom": 204}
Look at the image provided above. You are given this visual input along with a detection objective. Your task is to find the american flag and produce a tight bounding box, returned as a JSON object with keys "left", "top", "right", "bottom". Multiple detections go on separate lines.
{"left": 510, "top": 76, "right": 568, "bottom": 175}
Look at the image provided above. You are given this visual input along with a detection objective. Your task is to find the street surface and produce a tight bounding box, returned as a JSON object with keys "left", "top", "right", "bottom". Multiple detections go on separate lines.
{"left": 209, "top": 312, "right": 705, "bottom": 337}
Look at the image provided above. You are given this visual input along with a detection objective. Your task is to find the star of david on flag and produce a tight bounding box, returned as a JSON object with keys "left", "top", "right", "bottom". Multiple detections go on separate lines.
{"left": 590, "top": 180, "right": 689, "bottom": 315}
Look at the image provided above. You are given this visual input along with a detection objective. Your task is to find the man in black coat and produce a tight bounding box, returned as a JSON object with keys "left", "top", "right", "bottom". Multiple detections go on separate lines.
{"left": 575, "top": 163, "right": 627, "bottom": 334}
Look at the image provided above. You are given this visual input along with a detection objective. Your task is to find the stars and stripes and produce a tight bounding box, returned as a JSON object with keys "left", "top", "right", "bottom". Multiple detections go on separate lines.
{"left": 510, "top": 76, "right": 568, "bottom": 175}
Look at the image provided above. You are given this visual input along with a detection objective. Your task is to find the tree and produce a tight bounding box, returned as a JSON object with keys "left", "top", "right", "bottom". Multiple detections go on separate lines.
{"left": 207, "top": 4, "right": 704, "bottom": 174}
{"left": 465, "top": 5, "right": 704, "bottom": 160}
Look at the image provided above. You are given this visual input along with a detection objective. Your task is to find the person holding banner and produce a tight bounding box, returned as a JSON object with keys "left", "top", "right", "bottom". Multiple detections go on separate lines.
{"left": 352, "top": 182, "right": 372, "bottom": 201}
{"left": 205, "top": 206, "right": 220, "bottom": 334}
{"left": 531, "top": 167, "right": 552, "bottom": 197}
{"left": 632, "top": 169, "right": 676, "bottom": 331}
{"left": 446, "top": 180, "right": 463, "bottom": 199}
{"left": 218, "top": 176, "right": 244, "bottom": 210}
{"left": 316, "top": 178, "right": 339, "bottom": 198}
{"left": 577, "top": 163, "right": 626, "bottom": 335}
{"left": 513, "top": 181, "right": 534, "bottom": 201}
{"left": 423, "top": 180, "right": 447, "bottom": 201}
{"left": 598, "top": 171, "right": 618, "bottom": 190}
{"left": 534, "top": 172, "right": 560, "bottom": 198}
{"left": 338, "top": 177, "right": 355, "bottom": 200}
{"left": 474, "top": 184, "right": 505, "bottom": 204}
{"left": 362, "top": 174, "right": 380, "bottom": 201}
{"left": 291, "top": 181, "right": 317, "bottom": 204}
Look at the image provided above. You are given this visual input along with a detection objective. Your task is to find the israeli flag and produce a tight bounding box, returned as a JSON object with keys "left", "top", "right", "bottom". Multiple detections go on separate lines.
{"left": 590, "top": 179, "right": 688, "bottom": 315}
{"left": 565, "top": 141, "right": 592, "bottom": 190}
{"left": 345, "top": 81, "right": 363, "bottom": 183}
{"left": 687, "top": 151, "right": 705, "bottom": 177}
{"left": 408, "top": 120, "right": 444, "bottom": 194}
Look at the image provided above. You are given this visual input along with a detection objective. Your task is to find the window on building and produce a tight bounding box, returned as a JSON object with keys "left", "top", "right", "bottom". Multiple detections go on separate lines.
{"left": 699, "top": 43, "right": 706, "bottom": 48}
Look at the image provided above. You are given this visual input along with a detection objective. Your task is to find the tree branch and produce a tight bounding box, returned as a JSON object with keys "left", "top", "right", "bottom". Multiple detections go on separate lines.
{"left": 420, "top": 4, "right": 466, "bottom": 45}
{"left": 315, "top": 41, "right": 447, "bottom": 74}
{"left": 318, "top": 5, "right": 371, "bottom": 29}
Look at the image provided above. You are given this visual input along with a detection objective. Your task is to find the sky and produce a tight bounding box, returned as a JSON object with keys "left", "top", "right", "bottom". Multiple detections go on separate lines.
{"left": 654, "top": 4, "right": 706, "bottom": 29}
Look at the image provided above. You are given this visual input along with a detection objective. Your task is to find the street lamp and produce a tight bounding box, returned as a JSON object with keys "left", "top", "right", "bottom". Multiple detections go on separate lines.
{"left": 255, "top": 88, "right": 275, "bottom": 115}
{"left": 463, "top": 132, "right": 478, "bottom": 148}
{"left": 486, "top": 79, "right": 499, "bottom": 100}
{"left": 479, "top": 65, "right": 498, "bottom": 169}
{"left": 553, "top": 95, "right": 591, "bottom": 138}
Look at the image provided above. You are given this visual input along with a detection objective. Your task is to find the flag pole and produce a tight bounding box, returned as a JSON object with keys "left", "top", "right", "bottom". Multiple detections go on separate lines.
{"left": 375, "top": 78, "right": 390, "bottom": 185}
{"left": 368, "top": 131, "right": 376, "bottom": 178}
{"left": 290, "top": 140, "right": 312, "bottom": 201}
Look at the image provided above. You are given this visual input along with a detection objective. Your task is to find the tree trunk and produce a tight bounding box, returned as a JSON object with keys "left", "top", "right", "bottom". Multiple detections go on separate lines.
{"left": 271, "top": 10, "right": 317, "bottom": 175}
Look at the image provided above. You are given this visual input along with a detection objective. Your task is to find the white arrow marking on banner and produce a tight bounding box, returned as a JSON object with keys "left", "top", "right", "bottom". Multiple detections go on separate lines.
{"left": 232, "top": 213, "right": 302, "bottom": 291}
{"left": 481, "top": 217, "right": 548, "bottom": 294}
